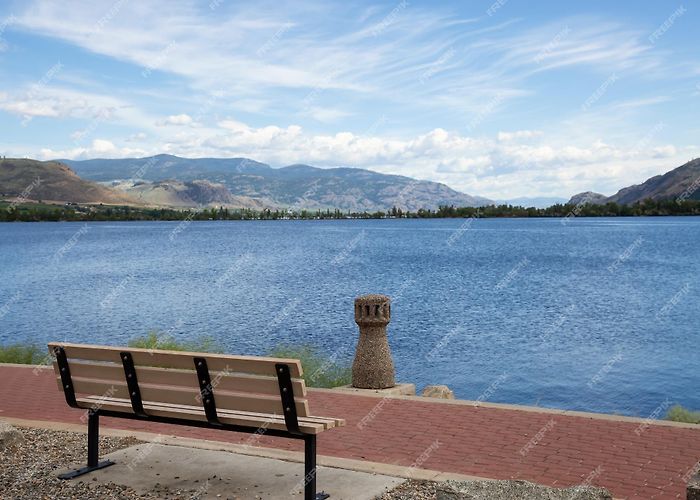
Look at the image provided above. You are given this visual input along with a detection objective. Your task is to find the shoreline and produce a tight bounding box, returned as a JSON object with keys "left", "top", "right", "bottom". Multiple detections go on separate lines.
{"left": 3, "top": 198, "right": 700, "bottom": 222}
{"left": 2, "top": 212, "right": 700, "bottom": 223}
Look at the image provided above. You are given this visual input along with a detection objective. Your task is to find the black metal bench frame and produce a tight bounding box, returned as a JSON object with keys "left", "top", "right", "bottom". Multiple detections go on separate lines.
{"left": 54, "top": 346, "right": 329, "bottom": 500}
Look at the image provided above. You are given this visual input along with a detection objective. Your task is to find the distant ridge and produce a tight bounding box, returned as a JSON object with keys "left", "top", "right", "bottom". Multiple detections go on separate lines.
{"left": 567, "top": 192, "right": 608, "bottom": 206}
{"left": 60, "top": 154, "right": 493, "bottom": 211}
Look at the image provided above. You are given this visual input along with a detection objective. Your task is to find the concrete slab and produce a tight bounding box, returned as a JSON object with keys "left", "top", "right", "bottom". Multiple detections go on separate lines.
{"left": 60, "top": 443, "right": 404, "bottom": 499}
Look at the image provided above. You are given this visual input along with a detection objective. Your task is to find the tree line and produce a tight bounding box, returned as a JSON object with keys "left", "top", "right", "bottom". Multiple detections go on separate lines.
{"left": 1, "top": 198, "right": 700, "bottom": 222}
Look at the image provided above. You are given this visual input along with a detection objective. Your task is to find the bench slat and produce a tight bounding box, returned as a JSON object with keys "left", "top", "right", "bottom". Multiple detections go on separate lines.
{"left": 76, "top": 396, "right": 327, "bottom": 434}
{"left": 80, "top": 396, "right": 341, "bottom": 430}
{"left": 108, "top": 397, "right": 343, "bottom": 429}
{"left": 49, "top": 343, "right": 303, "bottom": 378}
{"left": 127, "top": 399, "right": 339, "bottom": 429}
{"left": 58, "top": 376, "right": 310, "bottom": 416}
{"left": 53, "top": 361, "right": 307, "bottom": 397}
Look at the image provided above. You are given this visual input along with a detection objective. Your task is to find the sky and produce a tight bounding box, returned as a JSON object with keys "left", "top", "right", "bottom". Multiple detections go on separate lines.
{"left": 0, "top": 0, "right": 698, "bottom": 199}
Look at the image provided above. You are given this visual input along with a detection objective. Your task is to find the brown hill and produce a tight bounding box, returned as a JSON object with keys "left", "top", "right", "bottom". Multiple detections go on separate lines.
{"left": 567, "top": 159, "right": 700, "bottom": 206}
{"left": 607, "top": 158, "right": 700, "bottom": 204}
{"left": 0, "top": 158, "right": 137, "bottom": 205}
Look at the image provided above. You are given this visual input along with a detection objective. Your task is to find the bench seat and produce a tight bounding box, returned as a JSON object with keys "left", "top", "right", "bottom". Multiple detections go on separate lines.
{"left": 77, "top": 395, "right": 343, "bottom": 433}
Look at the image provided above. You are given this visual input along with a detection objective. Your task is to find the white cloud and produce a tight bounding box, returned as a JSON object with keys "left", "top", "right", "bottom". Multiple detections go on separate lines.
{"left": 497, "top": 130, "right": 543, "bottom": 141}
{"left": 436, "top": 156, "right": 492, "bottom": 174}
{"left": 38, "top": 138, "right": 146, "bottom": 160}
{"left": 0, "top": 92, "right": 109, "bottom": 120}
{"left": 652, "top": 145, "right": 676, "bottom": 158}
{"left": 92, "top": 138, "right": 116, "bottom": 154}
{"left": 0, "top": 86, "right": 124, "bottom": 121}
{"left": 156, "top": 113, "right": 194, "bottom": 126}
{"left": 218, "top": 119, "right": 252, "bottom": 132}
{"left": 125, "top": 132, "right": 147, "bottom": 142}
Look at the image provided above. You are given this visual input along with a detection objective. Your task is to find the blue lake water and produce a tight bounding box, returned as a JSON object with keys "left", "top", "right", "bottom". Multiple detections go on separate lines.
{"left": 0, "top": 217, "right": 698, "bottom": 418}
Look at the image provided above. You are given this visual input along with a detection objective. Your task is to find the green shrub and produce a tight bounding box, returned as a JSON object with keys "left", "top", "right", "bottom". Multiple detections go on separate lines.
{"left": 268, "top": 344, "right": 352, "bottom": 388}
{"left": 128, "top": 331, "right": 222, "bottom": 353}
{"left": 0, "top": 343, "right": 45, "bottom": 364}
{"left": 665, "top": 405, "right": 700, "bottom": 424}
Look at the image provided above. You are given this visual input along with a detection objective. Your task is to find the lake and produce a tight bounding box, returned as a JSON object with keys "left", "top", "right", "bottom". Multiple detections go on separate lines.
{"left": 0, "top": 217, "right": 698, "bottom": 418}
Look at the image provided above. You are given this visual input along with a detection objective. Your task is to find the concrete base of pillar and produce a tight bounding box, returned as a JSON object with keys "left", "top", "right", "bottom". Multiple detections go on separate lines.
{"left": 332, "top": 383, "right": 416, "bottom": 396}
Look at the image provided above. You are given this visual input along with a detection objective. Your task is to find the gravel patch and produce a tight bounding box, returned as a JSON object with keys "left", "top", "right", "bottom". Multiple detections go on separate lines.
{"left": 0, "top": 425, "right": 153, "bottom": 499}
{"left": 0, "top": 424, "right": 223, "bottom": 499}
{"left": 379, "top": 480, "right": 438, "bottom": 499}
{"left": 380, "top": 479, "right": 613, "bottom": 500}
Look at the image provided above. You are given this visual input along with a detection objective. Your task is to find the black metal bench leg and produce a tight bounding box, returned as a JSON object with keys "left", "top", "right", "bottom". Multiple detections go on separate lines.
{"left": 305, "top": 434, "right": 329, "bottom": 500}
{"left": 58, "top": 411, "right": 115, "bottom": 479}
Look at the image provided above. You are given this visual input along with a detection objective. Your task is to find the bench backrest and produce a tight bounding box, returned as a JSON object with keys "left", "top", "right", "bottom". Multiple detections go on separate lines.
{"left": 49, "top": 342, "right": 309, "bottom": 417}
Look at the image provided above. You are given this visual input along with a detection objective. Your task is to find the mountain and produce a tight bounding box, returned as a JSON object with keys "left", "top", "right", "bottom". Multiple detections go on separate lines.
{"left": 61, "top": 155, "right": 492, "bottom": 211}
{"left": 498, "top": 196, "right": 568, "bottom": 208}
{"left": 607, "top": 158, "right": 700, "bottom": 205}
{"left": 62, "top": 154, "right": 271, "bottom": 182}
{"left": 0, "top": 158, "right": 136, "bottom": 205}
{"left": 567, "top": 192, "right": 608, "bottom": 206}
{"left": 107, "top": 179, "right": 266, "bottom": 209}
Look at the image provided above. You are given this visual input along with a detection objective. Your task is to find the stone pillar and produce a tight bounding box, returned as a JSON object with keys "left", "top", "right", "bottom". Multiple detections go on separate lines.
{"left": 352, "top": 294, "right": 395, "bottom": 389}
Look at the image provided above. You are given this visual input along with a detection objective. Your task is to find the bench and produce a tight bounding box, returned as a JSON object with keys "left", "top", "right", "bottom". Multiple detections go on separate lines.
{"left": 49, "top": 342, "right": 345, "bottom": 500}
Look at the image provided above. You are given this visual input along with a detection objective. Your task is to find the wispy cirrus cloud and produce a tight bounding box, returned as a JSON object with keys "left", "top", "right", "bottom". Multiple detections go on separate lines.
{"left": 611, "top": 96, "right": 671, "bottom": 110}
{"left": 11, "top": 2, "right": 677, "bottom": 120}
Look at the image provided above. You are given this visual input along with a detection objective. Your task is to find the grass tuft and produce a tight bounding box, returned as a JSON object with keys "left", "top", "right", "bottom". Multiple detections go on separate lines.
{"left": 127, "top": 331, "right": 223, "bottom": 353}
{"left": 0, "top": 343, "right": 45, "bottom": 364}
{"left": 665, "top": 405, "right": 700, "bottom": 424}
{"left": 268, "top": 344, "right": 352, "bottom": 388}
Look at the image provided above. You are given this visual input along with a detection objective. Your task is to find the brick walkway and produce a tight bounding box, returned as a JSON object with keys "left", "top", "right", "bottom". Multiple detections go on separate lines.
{"left": 1, "top": 365, "right": 698, "bottom": 499}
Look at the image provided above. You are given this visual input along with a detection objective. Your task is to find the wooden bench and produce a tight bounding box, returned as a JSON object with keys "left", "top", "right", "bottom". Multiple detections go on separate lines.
{"left": 49, "top": 342, "right": 345, "bottom": 500}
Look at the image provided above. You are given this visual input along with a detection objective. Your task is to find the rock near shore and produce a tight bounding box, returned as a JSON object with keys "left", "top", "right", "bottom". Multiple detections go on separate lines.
{"left": 0, "top": 420, "right": 25, "bottom": 450}
{"left": 422, "top": 385, "right": 455, "bottom": 399}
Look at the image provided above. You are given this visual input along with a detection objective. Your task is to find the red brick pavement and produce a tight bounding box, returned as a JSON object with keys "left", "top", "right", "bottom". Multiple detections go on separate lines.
{"left": 1, "top": 365, "right": 698, "bottom": 499}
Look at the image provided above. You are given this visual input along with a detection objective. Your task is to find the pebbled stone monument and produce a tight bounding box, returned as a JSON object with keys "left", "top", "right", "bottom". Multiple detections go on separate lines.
{"left": 352, "top": 294, "right": 395, "bottom": 389}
